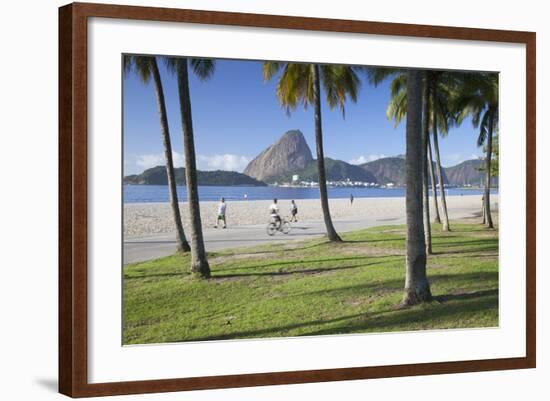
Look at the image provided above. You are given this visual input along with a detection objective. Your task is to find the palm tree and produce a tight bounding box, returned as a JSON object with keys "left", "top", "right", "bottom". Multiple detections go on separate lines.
{"left": 421, "top": 73, "right": 432, "bottom": 254}
{"left": 427, "top": 133, "right": 441, "bottom": 224}
{"left": 123, "top": 55, "right": 191, "bottom": 253}
{"left": 430, "top": 107, "right": 449, "bottom": 231}
{"left": 428, "top": 70, "right": 454, "bottom": 232}
{"left": 403, "top": 69, "right": 432, "bottom": 306}
{"left": 367, "top": 68, "right": 441, "bottom": 227}
{"left": 388, "top": 71, "right": 447, "bottom": 248}
{"left": 165, "top": 57, "right": 215, "bottom": 279}
{"left": 263, "top": 62, "right": 361, "bottom": 242}
{"left": 453, "top": 73, "right": 499, "bottom": 228}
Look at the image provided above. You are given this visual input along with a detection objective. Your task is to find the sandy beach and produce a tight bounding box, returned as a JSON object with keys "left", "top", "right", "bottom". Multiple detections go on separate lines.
{"left": 124, "top": 194, "right": 498, "bottom": 238}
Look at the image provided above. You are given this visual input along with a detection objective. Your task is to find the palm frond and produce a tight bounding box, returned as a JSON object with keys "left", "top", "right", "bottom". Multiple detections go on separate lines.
{"left": 274, "top": 63, "right": 312, "bottom": 113}
{"left": 123, "top": 55, "right": 133, "bottom": 75}
{"left": 264, "top": 61, "right": 360, "bottom": 118}
{"left": 365, "top": 67, "right": 400, "bottom": 87}
{"left": 320, "top": 64, "right": 361, "bottom": 117}
{"left": 386, "top": 89, "right": 407, "bottom": 126}
{"left": 190, "top": 58, "right": 216, "bottom": 81}
{"left": 262, "top": 61, "right": 283, "bottom": 82}
{"left": 129, "top": 55, "right": 153, "bottom": 84}
{"left": 389, "top": 74, "right": 407, "bottom": 98}
{"left": 163, "top": 57, "right": 216, "bottom": 81}
{"left": 477, "top": 110, "right": 490, "bottom": 147}
{"left": 163, "top": 56, "right": 179, "bottom": 74}
{"left": 450, "top": 71, "right": 499, "bottom": 131}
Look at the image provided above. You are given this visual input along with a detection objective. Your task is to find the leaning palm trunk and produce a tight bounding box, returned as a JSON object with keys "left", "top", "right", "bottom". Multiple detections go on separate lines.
{"left": 431, "top": 111, "right": 450, "bottom": 231}
{"left": 177, "top": 59, "right": 211, "bottom": 278}
{"left": 403, "top": 69, "right": 432, "bottom": 306}
{"left": 150, "top": 58, "right": 190, "bottom": 253}
{"left": 484, "top": 113, "right": 495, "bottom": 228}
{"left": 427, "top": 134, "right": 441, "bottom": 224}
{"left": 312, "top": 65, "right": 341, "bottom": 242}
{"left": 421, "top": 76, "right": 432, "bottom": 254}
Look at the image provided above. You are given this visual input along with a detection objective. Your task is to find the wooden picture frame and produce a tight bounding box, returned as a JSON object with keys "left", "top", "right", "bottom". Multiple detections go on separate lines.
{"left": 59, "top": 2, "right": 536, "bottom": 397}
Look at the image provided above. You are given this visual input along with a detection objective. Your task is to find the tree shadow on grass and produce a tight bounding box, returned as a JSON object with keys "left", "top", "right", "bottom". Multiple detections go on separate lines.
{"left": 433, "top": 245, "right": 498, "bottom": 256}
{"left": 343, "top": 238, "right": 404, "bottom": 244}
{"left": 294, "top": 278, "right": 404, "bottom": 299}
{"left": 292, "top": 271, "right": 497, "bottom": 301}
{"left": 304, "top": 291, "right": 498, "bottom": 337}
{"left": 433, "top": 238, "right": 497, "bottom": 247}
{"left": 125, "top": 254, "right": 404, "bottom": 280}
{"left": 125, "top": 256, "right": 400, "bottom": 280}
{"left": 212, "top": 260, "right": 389, "bottom": 280}
{"left": 434, "top": 289, "right": 498, "bottom": 303}
{"left": 441, "top": 252, "right": 498, "bottom": 259}
{"left": 224, "top": 236, "right": 404, "bottom": 256}
{"left": 214, "top": 254, "right": 402, "bottom": 274}
{"left": 213, "top": 265, "right": 358, "bottom": 279}
{"left": 216, "top": 240, "right": 329, "bottom": 257}
{"left": 431, "top": 238, "right": 498, "bottom": 255}
{"left": 178, "top": 312, "right": 369, "bottom": 342}
{"left": 125, "top": 272, "right": 184, "bottom": 280}
{"left": 180, "top": 288, "right": 498, "bottom": 342}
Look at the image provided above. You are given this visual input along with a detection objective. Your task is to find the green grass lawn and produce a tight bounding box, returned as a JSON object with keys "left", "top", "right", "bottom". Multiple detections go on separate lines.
{"left": 123, "top": 221, "right": 498, "bottom": 345}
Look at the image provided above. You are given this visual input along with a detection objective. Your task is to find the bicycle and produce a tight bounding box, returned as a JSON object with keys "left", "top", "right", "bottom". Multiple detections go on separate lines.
{"left": 266, "top": 216, "right": 291, "bottom": 236}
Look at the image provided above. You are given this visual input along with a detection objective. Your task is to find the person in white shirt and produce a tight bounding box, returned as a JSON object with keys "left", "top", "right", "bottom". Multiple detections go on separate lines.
{"left": 214, "top": 197, "right": 227, "bottom": 228}
{"left": 269, "top": 198, "right": 281, "bottom": 228}
{"left": 289, "top": 199, "right": 298, "bottom": 222}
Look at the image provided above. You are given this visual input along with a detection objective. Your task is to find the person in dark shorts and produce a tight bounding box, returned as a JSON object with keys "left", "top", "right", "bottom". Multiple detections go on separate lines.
{"left": 214, "top": 197, "right": 227, "bottom": 228}
{"left": 290, "top": 199, "right": 298, "bottom": 222}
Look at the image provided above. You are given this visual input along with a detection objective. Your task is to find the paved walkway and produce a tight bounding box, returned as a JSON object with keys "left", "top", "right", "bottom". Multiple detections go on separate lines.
{"left": 123, "top": 206, "right": 478, "bottom": 264}
{"left": 124, "top": 216, "right": 396, "bottom": 264}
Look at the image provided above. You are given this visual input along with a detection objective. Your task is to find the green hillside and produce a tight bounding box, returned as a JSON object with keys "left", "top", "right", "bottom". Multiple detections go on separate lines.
{"left": 124, "top": 166, "right": 267, "bottom": 186}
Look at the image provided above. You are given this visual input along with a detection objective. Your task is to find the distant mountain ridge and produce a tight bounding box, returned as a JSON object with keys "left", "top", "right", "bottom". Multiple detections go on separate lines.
{"left": 124, "top": 166, "right": 267, "bottom": 186}
{"left": 128, "top": 131, "right": 493, "bottom": 188}
{"left": 360, "top": 157, "right": 408, "bottom": 186}
{"left": 242, "top": 130, "right": 491, "bottom": 186}
{"left": 444, "top": 159, "right": 489, "bottom": 186}
{"left": 270, "top": 158, "right": 378, "bottom": 184}
{"left": 360, "top": 157, "right": 454, "bottom": 186}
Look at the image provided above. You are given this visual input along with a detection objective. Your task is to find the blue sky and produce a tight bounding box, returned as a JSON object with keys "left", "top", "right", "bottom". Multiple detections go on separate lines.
{"left": 123, "top": 59, "right": 483, "bottom": 175}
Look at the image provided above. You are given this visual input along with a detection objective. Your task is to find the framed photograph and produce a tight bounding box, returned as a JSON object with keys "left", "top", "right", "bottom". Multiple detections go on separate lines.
{"left": 59, "top": 2, "right": 536, "bottom": 397}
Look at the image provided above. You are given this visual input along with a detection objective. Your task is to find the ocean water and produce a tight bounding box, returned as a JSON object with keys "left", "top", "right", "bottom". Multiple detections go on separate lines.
{"left": 123, "top": 185, "right": 498, "bottom": 204}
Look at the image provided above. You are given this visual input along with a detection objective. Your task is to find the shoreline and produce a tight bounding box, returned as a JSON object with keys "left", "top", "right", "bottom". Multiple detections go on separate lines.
{"left": 124, "top": 194, "right": 498, "bottom": 238}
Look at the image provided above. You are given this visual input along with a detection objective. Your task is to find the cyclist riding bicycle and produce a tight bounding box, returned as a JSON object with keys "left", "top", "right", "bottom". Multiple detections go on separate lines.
{"left": 269, "top": 198, "right": 281, "bottom": 228}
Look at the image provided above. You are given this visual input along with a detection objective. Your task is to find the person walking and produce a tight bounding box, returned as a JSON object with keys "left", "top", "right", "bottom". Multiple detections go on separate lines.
{"left": 289, "top": 199, "right": 298, "bottom": 222}
{"left": 214, "top": 197, "right": 227, "bottom": 228}
{"left": 350, "top": 193, "right": 354, "bottom": 205}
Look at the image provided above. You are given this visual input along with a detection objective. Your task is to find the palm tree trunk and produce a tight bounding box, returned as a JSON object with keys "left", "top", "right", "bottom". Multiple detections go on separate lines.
{"left": 150, "top": 58, "right": 190, "bottom": 253}
{"left": 177, "top": 59, "right": 211, "bottom": 278}
{"left": 427, "top": 134, "right": 441, "bottom": 224}
{"left": 432, "top": 110, "right": 450, "bottom": 231}
{"left": 403, "top": 69, "right": 431, "bottom": 306}
{"left": 481, "top": 194, "right": 486, "bottom": 224}
{"left": 312, "top": 64, "right": 341, "bottom": 242}
{"left": 421, "top": 75, "right": 432, "bottom": 254}
{"left": 484, "top": 112, "right": 494, "bottom": 228}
